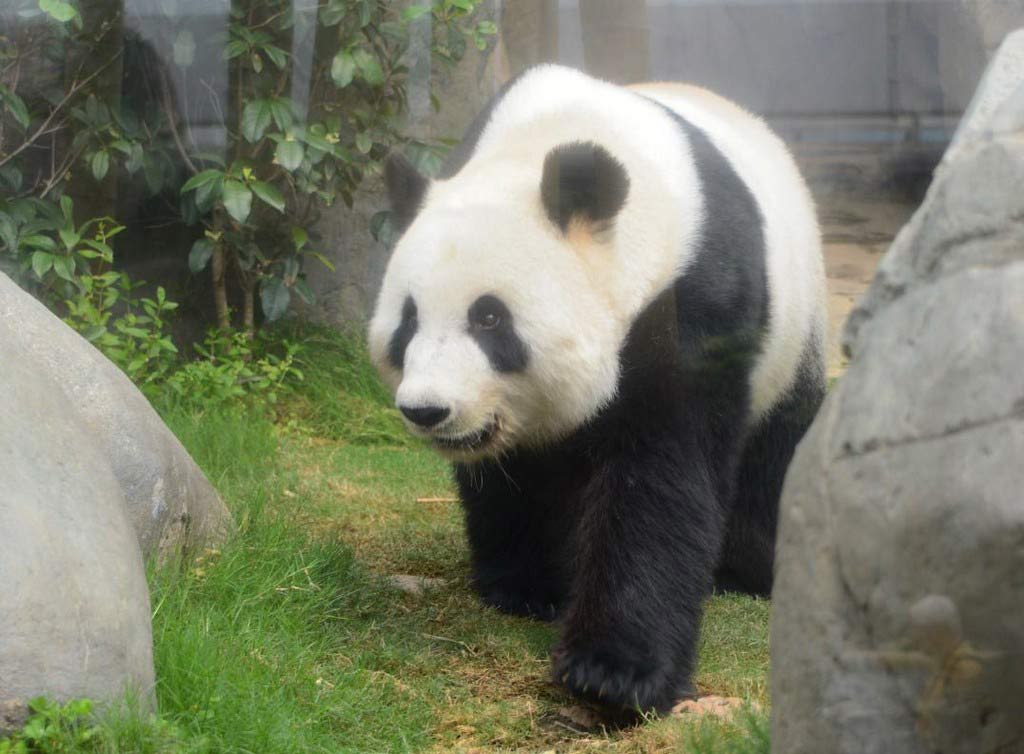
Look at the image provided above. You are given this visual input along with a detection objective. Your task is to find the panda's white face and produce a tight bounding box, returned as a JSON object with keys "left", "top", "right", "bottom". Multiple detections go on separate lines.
{"left": 368, "top": 198, "right": 623, "bottom": 462}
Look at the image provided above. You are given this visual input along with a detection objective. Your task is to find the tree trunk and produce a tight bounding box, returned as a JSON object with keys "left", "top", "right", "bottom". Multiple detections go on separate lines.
{"left": 210, "top": 243, "right": 230, "bottom": 330}
{"left": 579, "top": 0, "right": 650, "bottom": 84}
{"left": 501, "top": 0, "right": 559, "bottom": 74}
{"left": 241, "top": 276, "right": 255, "bottom": 339}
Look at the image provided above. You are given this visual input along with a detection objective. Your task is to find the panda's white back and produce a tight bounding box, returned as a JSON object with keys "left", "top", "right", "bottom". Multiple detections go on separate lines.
{"left": 428, "top": 65, "right": 826, "bottom": 420}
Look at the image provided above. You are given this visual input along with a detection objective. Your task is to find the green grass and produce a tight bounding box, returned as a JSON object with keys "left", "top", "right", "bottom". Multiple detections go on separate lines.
{"left": 267, "top": 320, "right": 413, "bottom": 446}
{"left": 6, "top": 323, "right": 770, "bottom": 753}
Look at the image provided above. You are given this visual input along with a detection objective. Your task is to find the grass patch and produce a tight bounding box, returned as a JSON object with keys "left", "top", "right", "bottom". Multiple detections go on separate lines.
{"left": 266, "top": 320, "right": 413, "bottom": 446}
{"left": 7, "top": 325, "right": 771, "bottom": 753}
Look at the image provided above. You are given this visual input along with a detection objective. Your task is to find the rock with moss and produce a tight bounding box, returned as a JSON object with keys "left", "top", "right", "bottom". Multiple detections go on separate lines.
{"left": 771, "top": 29, "right": 1024, "bottom": 754}
{"left": 0, "top": 272, "right": 231, "bottom": 559}
{"left": 0, "top": 339, "right": 155, "bottom": 734}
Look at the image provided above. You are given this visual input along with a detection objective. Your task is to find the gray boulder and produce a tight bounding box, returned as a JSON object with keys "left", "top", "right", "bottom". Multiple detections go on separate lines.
{"left": 0, "top": 272, "right": 231, "bottom": 559}
{"left": 0, "top": 342, "right": 155, "bottom": 734}
{"left": 772, "top": 29, "right": 1024, "bottom": 754}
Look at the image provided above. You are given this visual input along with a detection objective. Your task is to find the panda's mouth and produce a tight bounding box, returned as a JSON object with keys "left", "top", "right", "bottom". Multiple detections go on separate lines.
{"left": 432, "top": 421, "right": 498, "bottom": 453}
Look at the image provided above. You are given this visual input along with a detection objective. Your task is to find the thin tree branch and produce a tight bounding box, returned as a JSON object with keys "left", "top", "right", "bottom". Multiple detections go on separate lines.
{"left": 156, "top": 63, "right": 199, "bottom": 175}
{"left": 0, "top": 52, "right": 121, "bottom": 170}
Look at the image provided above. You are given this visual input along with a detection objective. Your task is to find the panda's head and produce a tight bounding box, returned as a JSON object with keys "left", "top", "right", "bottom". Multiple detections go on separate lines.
{"left": 368, "top": 142, "right": 631, "bottom": 461}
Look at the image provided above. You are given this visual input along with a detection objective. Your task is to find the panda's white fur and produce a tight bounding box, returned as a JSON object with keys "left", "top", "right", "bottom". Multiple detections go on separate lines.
{"left": 369, "top": 65, "right": 825, "bottom": 455}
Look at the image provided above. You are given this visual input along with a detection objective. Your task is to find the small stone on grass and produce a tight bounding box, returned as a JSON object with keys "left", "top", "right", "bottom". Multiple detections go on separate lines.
{"left": 671, "top": 695, "right": 745, "bottom": 719}
{"left": 386, "top": 574, "right": 446, "bottom": 595}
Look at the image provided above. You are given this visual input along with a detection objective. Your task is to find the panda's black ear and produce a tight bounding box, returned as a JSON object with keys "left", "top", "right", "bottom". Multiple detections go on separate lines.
{"left": 540, "top": 142, "right": 629, "bottom": 234}
{"left": 384, "top": 152, "right": 430, "bottom": 232}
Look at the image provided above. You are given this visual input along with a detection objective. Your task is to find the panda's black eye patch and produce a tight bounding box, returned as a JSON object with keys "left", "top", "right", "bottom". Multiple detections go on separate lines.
{"left": 469, "top": 299, "right": 501, "bottom": 330}
{"left": 467, "top": 295, "right": 529, "bottom": 373}
{"left": 388, "top": 296, "right": 417, "bottom": 370}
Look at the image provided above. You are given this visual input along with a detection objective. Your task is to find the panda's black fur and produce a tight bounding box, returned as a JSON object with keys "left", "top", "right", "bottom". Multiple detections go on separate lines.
{"left": 382, "top": 71, "right": 825, "bottom": 715}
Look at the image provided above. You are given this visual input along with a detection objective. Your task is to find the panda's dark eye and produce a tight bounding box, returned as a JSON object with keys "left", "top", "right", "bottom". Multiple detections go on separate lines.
{"left": 468, "top": 295, "right": 506, "bottom": 331}
{"left": 471, "top": 309, "right": 501, "bottom": 330}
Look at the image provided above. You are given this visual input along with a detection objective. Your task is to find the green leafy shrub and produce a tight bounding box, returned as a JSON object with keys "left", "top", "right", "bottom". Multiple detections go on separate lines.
{"left": 0, "top": 195, "right": 180, "bottom": 393}
{"left": 174, "top": 0, "right": 495, "bottom": 332}
{"left": 264, "top": 321, "right": 412, "bottom": 445}
{"left": 0, "top": 695, "right": 200, "bottom": 754}
{"left": 0, "top": 698, "right": 98, "bottom": 754}
{"left": 163, "top": 329, "right": 303, "bottom": 411}
{"left": 3, "top": 0, "right": 494, "bottom": 338}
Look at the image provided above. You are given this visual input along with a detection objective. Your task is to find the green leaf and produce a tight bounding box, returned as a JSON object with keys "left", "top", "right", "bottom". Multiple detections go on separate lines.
{"left": 82, "top": 324, "right": 107, "bottom": 341}
{"left": 2, "top": 90, "right": 30, "bottom": 129}
{"left": 0, "top": 215, "right": 16, "bottom": 251}
{"left": 241, "top": 99, "right": 272, "bottom": 143}
{"left": 476, "top": 20, "right": 497, "bottom": 35}
{"left": 224, "top": 40, "right": 248, "bottom": 60}
{"left": 60, "top": 194, "right": 73, "bottom": 221}
{"left": 298, "top": 130, "right": 337, "bottom": 155}
{"left": 180, "top": 169, "right": 223, "bottom": 193}
{"left": 0, "top": 165, "right": 22, "bottom": 190}
{"left": 195, "top": 175, "right": 223, "bottom": 211}
{"left": 369, "top": 210, "right": 396, "bottom": 247}
{"left": 22, "top": 234, "right": 56, "bottom": 251}
{"left": 90, "top": 150, "right": 110, "bottom": 181}
{"left": 58, "top": 226, "right": 80, "bottom": 249}
{"left": 358, "top": 0, "right": 371, "bottom": 27}
{"left": 251, "top": 180, "right": 285, "bottom": 212}
{"left": 189, "top": 239, "right": 214, "bottom": 272}
{"left": 330, "top": 50, "right": 356, "bottom": 88}
{"left": 355, "top": 132, "right": 372, "bottom": 154}
{"left": 291, "top": 226, "right": 308, "bottom": 250}
{"left": 352, "top": 48, "right": 385, "bottom": 86}
{"left": 402, "top": 5, "right": 430, "bottom": 21}
{"left": 294, "top": 278, "right": 315, "bottom": 305}
{"left": 273, "top": 140, "right": 304, "bottom": 171}
{"left": 264, "top": 45, "right": 287, "bottom": 70}
{"left": 52, "top": 255, "right": 75, "bottom": 281}
{"left": 126, "top": 143, "right": 144, "bottom": 174}
{"left": 319, "top": 0, "right": 346, "bottom": 26}
{"left": 82, "top": 239, "right": 114, "bottom": 260}
{"left": 304, "top": 250, "right": 335, "bottom": 272}
{"left": 38, "top": 0, "right": 78, "bottom": 23}
{"left": 222, "top": 180, "right": 252, "bottom": 223}
{"left": 268, "top": 99, "right": 294, "bottom": 131}
{"left": 31, "top": 251, "right": 54, "bottom": 279}
{"left": 260, "top": 277, "right": 291, "bottom": 321}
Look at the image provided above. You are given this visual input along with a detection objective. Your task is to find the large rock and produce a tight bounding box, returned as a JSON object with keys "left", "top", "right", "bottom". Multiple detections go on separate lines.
{"left": 771, "top": 30, "right": 1024, "bottom": 754}
{"left": 0, "top": 342, "right": 155, "bottom": 734}
{"left": 0, "top": 273, "right": 231, "bottom": 559}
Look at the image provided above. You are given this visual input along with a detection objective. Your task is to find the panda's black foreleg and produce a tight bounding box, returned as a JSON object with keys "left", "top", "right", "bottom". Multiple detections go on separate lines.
{"left": 455, "top": 458, "right": 572, "bottom": 621}
{"left": 551, "top": 432, "right": 728, "bottom": 714}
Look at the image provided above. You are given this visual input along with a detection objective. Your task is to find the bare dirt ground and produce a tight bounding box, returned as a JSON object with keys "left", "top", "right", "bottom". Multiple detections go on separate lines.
{"left": 819, "top": 197, "right": 917, "bottom": 378}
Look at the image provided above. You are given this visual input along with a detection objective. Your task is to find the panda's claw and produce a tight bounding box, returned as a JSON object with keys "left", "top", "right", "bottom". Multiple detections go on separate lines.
{"left": 551, "top": 642, "right": 675, "bottom": 715}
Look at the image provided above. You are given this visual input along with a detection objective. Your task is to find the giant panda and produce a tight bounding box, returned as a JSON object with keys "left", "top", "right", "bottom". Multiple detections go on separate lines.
{"left": 368, "top": 65, "right": 826, "bottom": 714}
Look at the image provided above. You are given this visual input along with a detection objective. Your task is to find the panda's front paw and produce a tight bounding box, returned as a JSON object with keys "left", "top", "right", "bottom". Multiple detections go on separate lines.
{"left": 479, "top": 585, "right": 562, "bottom": 621}
{"left": 551, "top": 642, "right": 677, "bottom": 714}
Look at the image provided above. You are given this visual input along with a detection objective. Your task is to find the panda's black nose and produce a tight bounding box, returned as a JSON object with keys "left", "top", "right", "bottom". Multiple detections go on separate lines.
{"left": 399, "top": 404, "right": 450, "bottom": 428}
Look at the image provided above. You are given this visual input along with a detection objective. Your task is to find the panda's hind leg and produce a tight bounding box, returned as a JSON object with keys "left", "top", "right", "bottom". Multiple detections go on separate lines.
{"left": 715, "top": 346, "right": 825, "bottom": 597}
